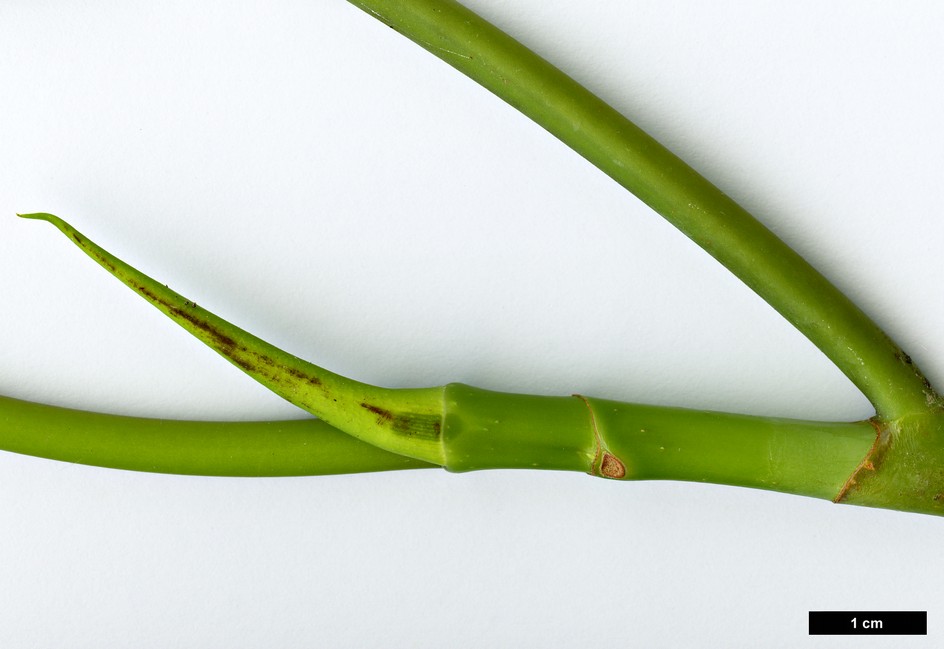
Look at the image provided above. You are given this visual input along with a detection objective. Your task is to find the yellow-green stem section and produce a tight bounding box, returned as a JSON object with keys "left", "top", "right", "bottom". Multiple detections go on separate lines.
{"left": 346, "top": 0, "right": 936, "bottom": 421}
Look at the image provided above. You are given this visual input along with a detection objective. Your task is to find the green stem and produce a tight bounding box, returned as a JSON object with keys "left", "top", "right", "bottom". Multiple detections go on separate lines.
{"left": 22, "top": 213, "right": 903, "bottom": 512}
{"left": 444, "top": 384, "right": 877, "bottom": 502}
{"left": 0, "top": 387, "right": 875, "bottom": 507}
{"left": 0, "top": 395, "right": 434, "bottom": 476}
{"left": 346, "top": 0, "right": 935, "bottom": 420}
{"left": 11, "top": 3, "right": 944, "bottom": 514}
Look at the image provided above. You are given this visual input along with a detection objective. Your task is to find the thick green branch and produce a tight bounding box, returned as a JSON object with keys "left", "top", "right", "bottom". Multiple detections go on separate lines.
{"left": 443, "top": 384, "right": 877, "bottom": 502}
{"left": 9, "top": 3, "right": 944, "bottom": 515}
{"left": 0, "top": 388, "right": 876, "bottom": 508}
{"left": 346, "top": 0, "right": 936, "bottom": 420}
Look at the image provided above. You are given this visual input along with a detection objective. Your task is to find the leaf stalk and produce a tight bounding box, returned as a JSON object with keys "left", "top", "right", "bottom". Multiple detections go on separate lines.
{"left": 346, "top": 0, "right": 936, "bottom": 421}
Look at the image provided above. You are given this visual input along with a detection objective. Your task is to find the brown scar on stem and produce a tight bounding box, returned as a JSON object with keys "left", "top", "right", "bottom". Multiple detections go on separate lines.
{"left": 62, "top": 224, "right": 338, "bottom": 403}
{"left": 574, "top": 394, "right": 626, "bottom": 479}
{"left": 289, "top": 367, "right": 323, "bottom": 386}
{"left": 128, "top": 280, "right": 240, "bottom": 352}
{"left": 359, "top": 403, "right": 442, "bottom": 440}
{"left": 230, "top": 357, "right": 255, "bottom": 372}
{"left": 123, "top": 276, "right": 337, "bottom": 403}
{"left": 90, "top": 251, "right": 117, "bottom": 273}
{"left": 68, "top": 228, "right": 118, "bottom": 273}
{"left": 127, "top": 281, "right": 263, "bottom": 371}
{"left": 601, "top": 452, "right": 626, "bottom": 480}
{"left": 833, "top": 418, "right": 885, "bottom": 503}
{"left": 361, "top": 403, "right": 393, "bottom": 423}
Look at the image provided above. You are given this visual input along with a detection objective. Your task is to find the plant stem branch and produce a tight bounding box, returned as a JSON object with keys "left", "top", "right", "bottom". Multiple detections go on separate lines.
{"left": 0, "top": 381, "right": 876, "bottom": 507}
{"left": 0, "top": 395, "right": 434, "bottom": 476}
{"left": 21, "top": 214, "right": 885, "bottom": 509}
{"left": 346, "top": 0, "right": 936, "bottom": 420}
{"left": 443, "top": 384, "right": 877, "bottom": 501}
{"left": 10, "top": 3, "right": 944, "bottom": 515}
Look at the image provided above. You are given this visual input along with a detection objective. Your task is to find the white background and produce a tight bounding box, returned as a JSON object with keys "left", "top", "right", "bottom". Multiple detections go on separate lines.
{"left": 2, "top": 1, "right": 943, "bottom": 646}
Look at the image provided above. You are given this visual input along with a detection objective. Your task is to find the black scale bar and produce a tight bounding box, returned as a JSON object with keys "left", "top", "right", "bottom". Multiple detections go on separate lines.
{"left": 809, "top": 611, "right": 926, "bottom": 635}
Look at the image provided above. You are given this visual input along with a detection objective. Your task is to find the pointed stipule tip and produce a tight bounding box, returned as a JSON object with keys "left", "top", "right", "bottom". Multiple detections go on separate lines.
{"left": 18, "top": 213, "right": 69, "bottom": 233}
{"left": 17, "top": 212, "right": 57, "bottom": 223}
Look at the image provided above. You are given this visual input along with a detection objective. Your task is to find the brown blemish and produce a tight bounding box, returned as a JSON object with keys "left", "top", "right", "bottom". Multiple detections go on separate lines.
{"left": 834, "top": 419, "right": 886, "bottom": 503}
{"left": 359, "top": 403, "right": 441, "bottom": 440}
{"left": 288, "top": 367, "right": 323, "bottom": 387}
{"left": 601, "top": 453, "right": 626, "bottom": 479}
{"left": 90, "top": 251, "right": 116, "bottom": 273}
{"left": 126, "top": 278, "right": 336, "bottom": 405}
{"left": 131, "top": 282, "right": 160, "bottom": 303}
{"left": 231, "top": 357, "right": 255, "bottom": 372}
{"left": 68, "top": 232, "right": 121, "bottom": 272}
{"left": 166, "top": 305, "right": 238, "bottom": 351}
{"left": 361, "top": 402, "right": 393, "bottom": 423}
{"left": 129, "top": 280, "right": 247, "bottom": 359}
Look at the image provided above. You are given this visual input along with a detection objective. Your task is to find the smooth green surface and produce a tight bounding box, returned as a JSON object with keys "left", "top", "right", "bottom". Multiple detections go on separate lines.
{"left": 442, "top": 384, "right": 876, "bottom": 500}
{"left": 586, "top": 397, "right": 876, "bottom": 500}
{"left": 347, "top": 0, "right": 935, "bottom": 421}
{"left": 0, "top": 395, "right": 434, "bottom": 476}
{"left": 442, "top": 384, "right": 593, "bottom": 473}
